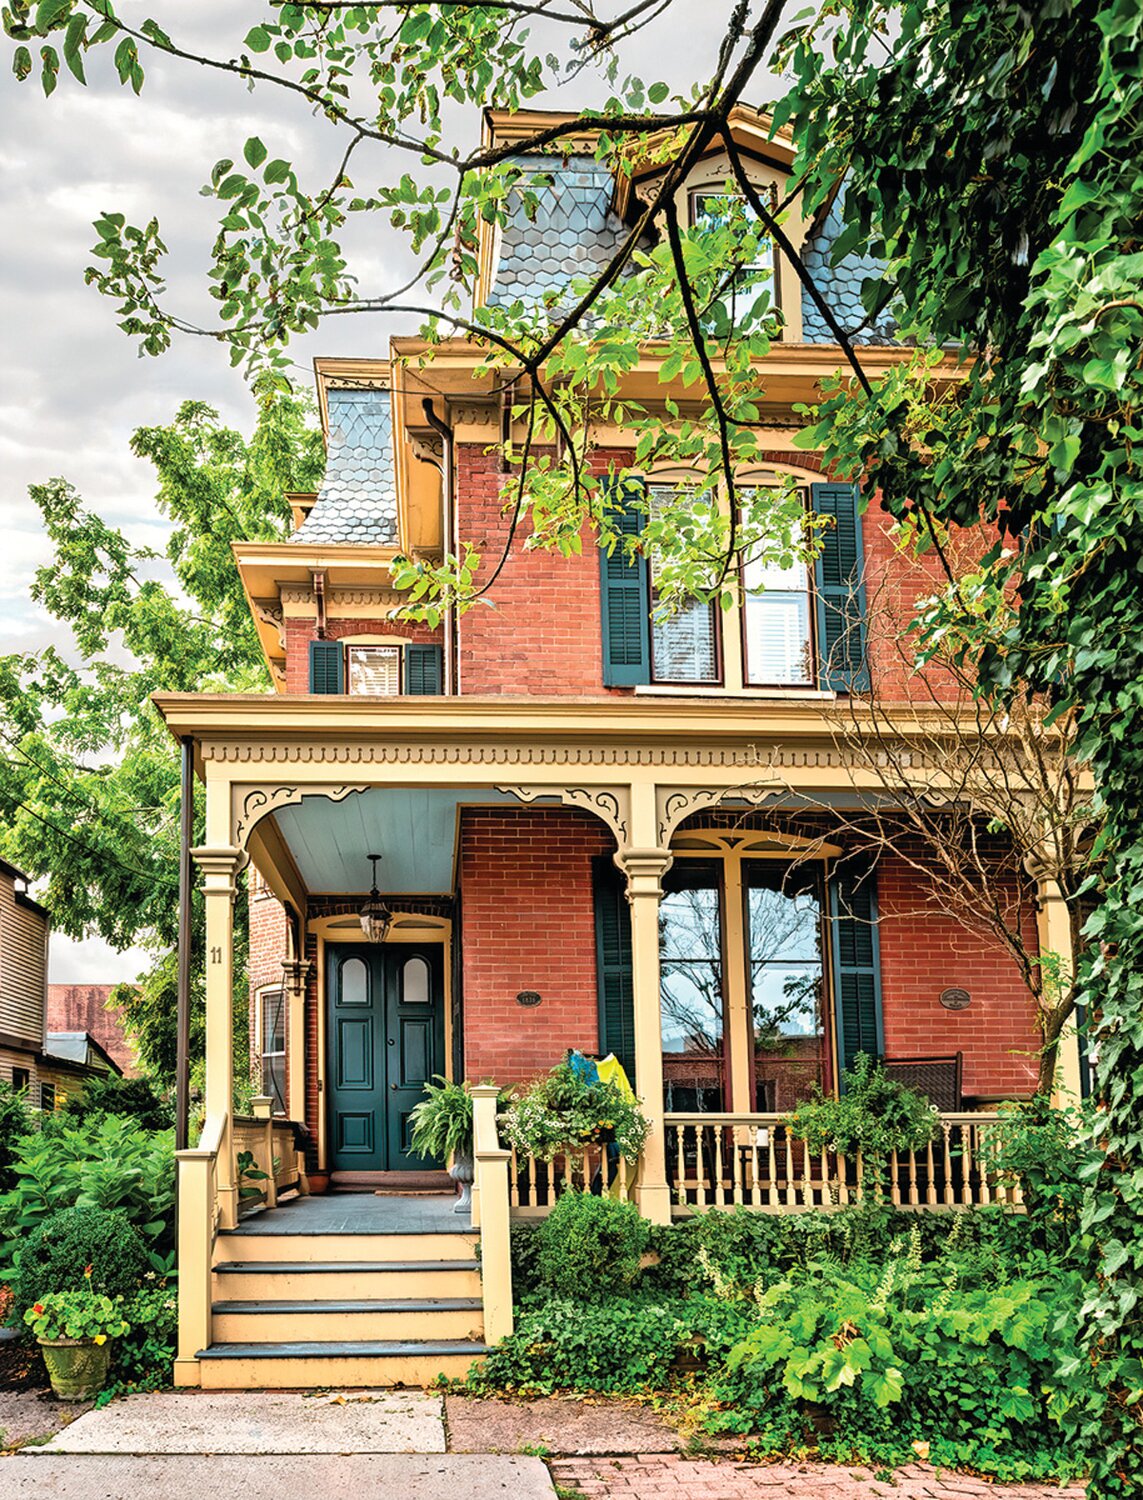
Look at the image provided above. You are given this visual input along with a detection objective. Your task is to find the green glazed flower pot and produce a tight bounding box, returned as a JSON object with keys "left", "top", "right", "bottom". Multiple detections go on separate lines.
{"left": 38, "top": 1336, "right": 111, "bottom": 1401}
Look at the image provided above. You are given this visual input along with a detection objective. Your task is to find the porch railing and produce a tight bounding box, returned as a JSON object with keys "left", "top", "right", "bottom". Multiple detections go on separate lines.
{"left": 174, "top": 1110, "right": 226, "bottom": 1380}
{"left": 471, "top": 1085, "right": 513, "bottom": 1343}
{"left": 509, "top": 1143, "right": 635, "bottom": 1215}
{"left": 233, "top": 1098, "right": 307, "bottom": 1210}
{"left": 664, "top": 1113, "right": 1022, "bottom": 1213}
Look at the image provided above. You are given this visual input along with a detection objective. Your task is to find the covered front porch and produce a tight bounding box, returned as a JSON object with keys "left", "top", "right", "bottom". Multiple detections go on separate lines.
{"left": 156, "top": 691, "right": 1074, "bottom": 1386}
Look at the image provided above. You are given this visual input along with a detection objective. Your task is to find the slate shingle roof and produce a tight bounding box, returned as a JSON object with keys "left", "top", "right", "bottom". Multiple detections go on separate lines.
{"left": 800, "top": 187, "right": 897, "bottom": 346}
{"left": 488, "top": 155, "right": 639, "bottom": 309}
{"left": 290, "top": 387, "right": 398, "bottom": 546}
{"left": 488, "top": 156, "right": 898, "bottom": 347}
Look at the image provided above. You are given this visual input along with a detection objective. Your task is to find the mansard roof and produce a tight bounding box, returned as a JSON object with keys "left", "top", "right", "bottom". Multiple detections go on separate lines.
{"left": 289, "top": 386, "right": 398, "bottom": 546}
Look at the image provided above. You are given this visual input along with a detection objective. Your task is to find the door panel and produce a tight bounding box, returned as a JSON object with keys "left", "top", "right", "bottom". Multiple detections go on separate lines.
{"left": 327, "top": 944, "right": 444, "bottom": 1172}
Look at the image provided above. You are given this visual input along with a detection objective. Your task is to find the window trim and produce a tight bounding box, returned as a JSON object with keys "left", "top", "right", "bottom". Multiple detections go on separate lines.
{"left": 737, "top": 484, "right": 818, "bottom": 691}
{"left": 256, "top": 984, "right": 288, "bottom": 1117}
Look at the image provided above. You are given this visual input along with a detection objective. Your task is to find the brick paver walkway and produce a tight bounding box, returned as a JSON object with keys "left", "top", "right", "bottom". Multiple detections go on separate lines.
{"left": 549, "top": 1456, "right": 1087, "bottom": 1500}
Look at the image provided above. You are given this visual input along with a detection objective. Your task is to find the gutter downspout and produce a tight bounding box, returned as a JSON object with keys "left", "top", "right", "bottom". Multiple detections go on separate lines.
{"left": 175, "top": 735, "right": 194, "bottom": 1152}
{"left": 422, "top": 398, "right": 458, "bottom": 695}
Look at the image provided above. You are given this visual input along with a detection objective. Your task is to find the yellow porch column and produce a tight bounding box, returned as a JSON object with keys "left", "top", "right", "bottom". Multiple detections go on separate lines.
{"left": 1035, "top": 876, "right": 1083, "bottom": 1104}
{"left": 192, "top": 845, "right": 247, "bottom": 1230}
{"left": 619, "top": 847, "right": 674, "bottom": 1226}
{"left": 282, "top": 958, "right": 312, "bottom": 1125}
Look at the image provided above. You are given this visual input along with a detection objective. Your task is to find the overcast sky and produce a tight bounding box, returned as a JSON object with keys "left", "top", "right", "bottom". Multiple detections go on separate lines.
{"left": 0, "top": 1, "right": 760, "bottom": 985}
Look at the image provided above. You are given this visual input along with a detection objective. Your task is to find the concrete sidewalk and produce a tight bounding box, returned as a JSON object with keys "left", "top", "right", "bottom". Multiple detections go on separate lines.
{"left": 0, "top": 1453, "right": 553, "bottom": 1498}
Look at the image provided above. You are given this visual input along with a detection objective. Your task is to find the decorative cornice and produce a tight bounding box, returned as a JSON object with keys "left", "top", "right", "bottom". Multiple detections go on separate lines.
{"left": 616, "top": 847, "right": 674, "bottom": 898}
{"left": 191, "top": 844, "right": 249, "bottom": 896}
{"left": 207, "top": 742, "right": 791, "bottom": 767}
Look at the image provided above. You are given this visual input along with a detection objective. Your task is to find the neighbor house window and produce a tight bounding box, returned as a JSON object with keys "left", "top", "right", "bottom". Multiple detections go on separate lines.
{"left": 740, "top": 489, "right": 814, "bottom": 687}
{"left": 39, "top": 1082, "right": 55, "bottom": 1112}
{"left": 648, "top": 484, "right": 719, "bottom": 684}
{"left": 347, "top": 644, "right": 401, "bottom": 696}
{"left": 659, "top": 861, "right": 726, "bottom": 1111}
{"left": 260, "top": 988, "right": 287, "bottom": 1114}
{"left": 12, "top": 1067, "right": 29, "bottom": 1094}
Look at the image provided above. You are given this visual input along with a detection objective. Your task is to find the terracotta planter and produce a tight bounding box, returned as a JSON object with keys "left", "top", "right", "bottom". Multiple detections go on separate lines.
{"left": 307, "top": 1171, "right": 330, "bottom": 1195}
{"left": 38, "top": 1336, "right": 111, "bottom": 1402}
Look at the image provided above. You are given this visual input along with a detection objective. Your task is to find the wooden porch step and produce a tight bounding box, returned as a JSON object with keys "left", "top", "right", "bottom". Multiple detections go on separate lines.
{"left": 331, "top": 1170, "right": 454, "bottom": 1193}
{"left": 215, "top": 1230, "right": 477, "bottom": 1264}
{"left": 194, "top": 1338, "right": 488, "bottom": 1389}
{"left": 212, "top": 1259, "right": 481, "bottom": 1302}
{"left": 211, "top": 1296, "right": 484, "bottom": 1343}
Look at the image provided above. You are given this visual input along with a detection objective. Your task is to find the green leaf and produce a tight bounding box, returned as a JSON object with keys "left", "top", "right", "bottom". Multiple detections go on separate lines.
{"left": 648, "top": 82, "right": 669, "bottom": 104}
{"left": 35, "top": 0, "right": 73, "bottom": 31}
{"left": 263, "top": 159, "right": 291, "bottom": 185}
{"left": 244, "top": 25, "right": 271, "bottom": 53}
{"left": 243, "top": 136, "right": 267, "bottom": 170}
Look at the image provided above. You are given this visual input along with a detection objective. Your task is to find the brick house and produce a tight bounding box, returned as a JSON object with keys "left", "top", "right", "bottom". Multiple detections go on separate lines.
{"left": 156, "top": 107, "right": 1080, "bottom": 1389}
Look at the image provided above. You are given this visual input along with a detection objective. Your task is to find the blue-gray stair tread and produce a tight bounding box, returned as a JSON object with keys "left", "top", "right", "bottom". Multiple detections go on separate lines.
{"left": 211, "top": 1298, "right": 482, "bottom": 1314}
{"left": 214, "top": 1260, "right": 479, "bottom": 1274}
{"left": 197, "top": 1339, "right": 489, "bottom": 1359}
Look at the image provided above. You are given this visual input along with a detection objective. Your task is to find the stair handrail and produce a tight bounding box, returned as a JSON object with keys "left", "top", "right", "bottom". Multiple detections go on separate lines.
{"left": 174, "top": 1109, "right": 227, "bottom": 1384}
{"left": 470, "top": 1085, "right": 513, "bottom": 1343}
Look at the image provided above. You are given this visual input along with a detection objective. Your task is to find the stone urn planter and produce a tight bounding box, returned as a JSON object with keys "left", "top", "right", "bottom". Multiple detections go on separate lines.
{"left": 449, "top": 1151, "right": 474, "bottom": 1213}
{"left": 38, "top": 1336, "right": 111, "bottom": 1402}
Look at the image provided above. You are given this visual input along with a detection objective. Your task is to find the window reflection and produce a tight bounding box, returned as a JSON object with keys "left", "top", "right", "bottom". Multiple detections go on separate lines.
{"left": 659, "top": 862, "right": 725, "bottom": 1112}
{"left": 746, "top": 863, "right": 826, "bottom": 1111}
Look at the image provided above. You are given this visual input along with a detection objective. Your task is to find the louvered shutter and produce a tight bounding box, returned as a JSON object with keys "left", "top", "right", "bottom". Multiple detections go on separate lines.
{"left": 829, "top": 860, "right": 885, "bottom": 1081}
{"left": 593, "top": 856, "right": 636, "bottom": 1083}
{"left": 404, "top": 643, "right": 444, "bottom": 695}
{"left": 308, "top": 639, "right": 345, "bottom": 694}
{"left": 599, "top": 477, "right": 651, "bottom": 686}
{"left": 812, "top": 482, "right": 870, "bottom": 691}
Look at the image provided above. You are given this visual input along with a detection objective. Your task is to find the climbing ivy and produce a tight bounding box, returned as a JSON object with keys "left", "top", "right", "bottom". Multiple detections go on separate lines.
{"left": 779, "top": 1, "right": 1143, "bottom": 1490}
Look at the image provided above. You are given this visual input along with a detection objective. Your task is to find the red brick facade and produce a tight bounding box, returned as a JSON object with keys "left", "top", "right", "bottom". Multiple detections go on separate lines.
{"left": 46, "top": 985, "right": 138, "bottom": 1077}
{"left": 457, "top": 807, "right": 614, "bottom": 1083}
{"left": 877, "top": 849, "right": 1040, "bottom": 1099}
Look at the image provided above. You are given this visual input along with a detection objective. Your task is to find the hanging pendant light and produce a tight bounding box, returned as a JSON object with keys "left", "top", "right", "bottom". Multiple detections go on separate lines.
{"left": 359, "top": 853, "right": 392, "bottom": 943}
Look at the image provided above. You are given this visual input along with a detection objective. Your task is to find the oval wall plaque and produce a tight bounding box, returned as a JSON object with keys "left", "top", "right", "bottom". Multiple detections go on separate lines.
{"left": 939, "top": 987, "right": 972, "bottom": 1011}
{"left": 516, "top": 990, "right": 542, "bottom": 1008}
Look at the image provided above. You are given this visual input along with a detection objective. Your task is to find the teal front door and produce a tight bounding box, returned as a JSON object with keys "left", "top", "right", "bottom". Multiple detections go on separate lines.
{"left": 327, "top": 944, "right": 445, "bottom": 1172}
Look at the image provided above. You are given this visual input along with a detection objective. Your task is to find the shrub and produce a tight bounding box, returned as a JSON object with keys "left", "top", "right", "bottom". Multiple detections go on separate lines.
{"left": 784, "top": 1054, "right": 939, "bottom": 1160}
{"left": 10, "top": 1206, "right": 150, "bottom": 1318}
{"left": 0, "top": 1116, "right": 175, "bottom": 1291}
{"left": 534, "top": 1190, "right": 650, "bottom": 1300}
{"left": 0, "top": 1080, "right": 30, "bottom": 1194}
{"left": 982, "top": 1097, "right": 1094, "bottom": 1255}
{"left": 96, "top": 1279, "right": 178, "bottom": 1401}
{"left": 62, "top": 1075, "right": 173, "bottom": 1133}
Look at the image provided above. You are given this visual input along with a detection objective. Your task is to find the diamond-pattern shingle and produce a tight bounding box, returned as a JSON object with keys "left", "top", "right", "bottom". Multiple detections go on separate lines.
{"left": 290, "top": 387, "right": 398, "bottom": 546}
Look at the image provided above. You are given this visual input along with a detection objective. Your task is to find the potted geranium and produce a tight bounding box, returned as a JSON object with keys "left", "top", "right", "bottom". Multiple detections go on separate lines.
{"left": 23, "top": 1267, "right": 130, "bottom": 1401}
{"left": 409, "top": 1076, "right": 476, "bottom": 1212}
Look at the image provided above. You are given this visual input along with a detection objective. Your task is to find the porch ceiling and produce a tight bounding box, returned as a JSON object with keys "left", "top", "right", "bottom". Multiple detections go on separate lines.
{"left": 268, "top": 785, "right": 517, "bottom": 895}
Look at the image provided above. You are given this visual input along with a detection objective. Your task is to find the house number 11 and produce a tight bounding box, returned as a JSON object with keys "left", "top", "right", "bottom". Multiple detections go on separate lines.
{"left": 210, "top": 946, "right": 223, "bottom": 964}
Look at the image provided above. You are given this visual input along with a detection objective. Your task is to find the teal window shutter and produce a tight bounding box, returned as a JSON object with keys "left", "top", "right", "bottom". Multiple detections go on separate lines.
{"left": 593, "top": 856, "right": 636, "bottom": 1083}
{"left": 812, "top": 482, "right": 870, "bottom": 691}
{"left": 404, "top": 643, "right": 444, "bottom": 695}
{"left": 308, "top": 639, "right": 344, "bottom": 694}
{"left": 599, "top": 477, "right": 651, "bottom": 686}
{"left": 828, "top": 859, "right": 884, "bottom": 1080}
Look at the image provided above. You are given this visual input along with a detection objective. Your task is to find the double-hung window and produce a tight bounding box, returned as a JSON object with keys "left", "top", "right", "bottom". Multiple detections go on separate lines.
{"left": 689, "top": 189, "right": 777, "bottom": 332}
{"left": 309, "top": 639, "right": 443, "bottom": 695}
{"left": 740, "top": 488, "right": 814, "bottom": 687}
{"left": 647, "top": 484, "right": 719, "bottom": 685}
{"left": 260, "top": 987, "right": 287, "bottom": 1114}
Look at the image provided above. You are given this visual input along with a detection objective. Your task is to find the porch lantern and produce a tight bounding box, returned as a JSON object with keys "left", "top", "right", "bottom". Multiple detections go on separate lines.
{"left": 359, "top": 854, "right": 392, "bottom": 943}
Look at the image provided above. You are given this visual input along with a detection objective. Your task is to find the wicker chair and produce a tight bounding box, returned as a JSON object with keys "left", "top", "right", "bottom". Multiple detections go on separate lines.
{"left": 882, "top": 1053, "right": 963, "bottom": 1112}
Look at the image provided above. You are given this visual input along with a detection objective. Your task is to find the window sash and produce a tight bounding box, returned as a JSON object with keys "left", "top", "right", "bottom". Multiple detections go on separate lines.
{"left": 347, "top": 644, "right": 401, "bottom": 696}
{"left": 647, "top": 484, "right": 719, "bottom": 684}
{"left": 740, "top": 489, "right": 814, "bottom": 687}
{"left": 260, "top": 989, "right": 287, "bottom": 1114}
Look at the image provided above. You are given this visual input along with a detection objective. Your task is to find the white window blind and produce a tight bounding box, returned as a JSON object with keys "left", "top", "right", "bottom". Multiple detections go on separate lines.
{"left": 741, "top": 490, "right": 814, "bottom": 686}
{"left": 347, "top": 644, "right": 401, "bottom": 696}
{"left": 648, "top": 484, "right": 718, "bottom": 684}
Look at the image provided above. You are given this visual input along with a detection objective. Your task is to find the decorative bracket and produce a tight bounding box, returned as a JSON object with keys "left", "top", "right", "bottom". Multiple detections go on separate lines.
{"left": 495, "top": 784, "right": 630, "bottom": 847}
{"left": 655, "top": 783, "right": 779, "bottom": 846}
{"left": 232, "top": 782, "right": 370, "bottom": 846}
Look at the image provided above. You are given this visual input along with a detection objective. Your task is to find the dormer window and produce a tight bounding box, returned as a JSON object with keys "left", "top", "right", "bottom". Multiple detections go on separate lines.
{"left": 689, "top": 187, "right": 777, "bottom": 330}
{"left": 308, "top": 640, "right": 443, "bottom": 696}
